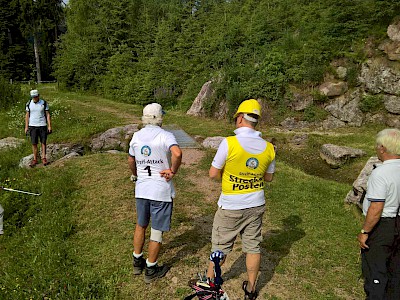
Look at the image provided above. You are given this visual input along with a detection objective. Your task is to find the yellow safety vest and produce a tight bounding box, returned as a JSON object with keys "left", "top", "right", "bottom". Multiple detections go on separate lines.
{"left": 221, "top": 136, "right": 275, "bottom": 195}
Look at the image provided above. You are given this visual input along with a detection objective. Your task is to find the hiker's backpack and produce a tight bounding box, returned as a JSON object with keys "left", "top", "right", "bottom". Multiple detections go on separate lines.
{"left": 184, "top": 251, "right": 229, "bottom": 300}
{"left": 184, "top": 279, "right": 227, "bottom": 300}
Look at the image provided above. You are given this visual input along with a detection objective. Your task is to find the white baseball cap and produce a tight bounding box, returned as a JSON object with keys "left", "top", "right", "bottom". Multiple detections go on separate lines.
{"left": 30, "top": 90, "right": 39, "bottom": 97}
{"left": 143, "top": 103, "right": 165, "bottom": 118}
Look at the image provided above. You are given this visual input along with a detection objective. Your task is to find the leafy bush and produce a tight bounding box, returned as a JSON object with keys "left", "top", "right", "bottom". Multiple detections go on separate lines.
{"left": 359, "top": 94, "right": 384, "bottom": 113}
{"left": 311, "top": 90, "right": 329, "bottom": 104}
{"left": 303, "top": 105, "right": 329, "bottom": 122}
{"left": 0, "top": 77, "right": 23, "bottom": 111}
{"left": 346, "top": 65, "right": 360, "bottom": 87}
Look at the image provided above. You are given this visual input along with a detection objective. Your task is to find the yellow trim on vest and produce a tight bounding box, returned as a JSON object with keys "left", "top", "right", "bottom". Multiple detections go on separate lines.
{"left": 221, "top": 136, "right": 275, "bottom": 195}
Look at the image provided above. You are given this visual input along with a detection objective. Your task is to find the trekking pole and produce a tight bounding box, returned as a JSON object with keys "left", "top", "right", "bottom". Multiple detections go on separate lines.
{"left": 0, "top": 186, "right": 41, "bottom": 196}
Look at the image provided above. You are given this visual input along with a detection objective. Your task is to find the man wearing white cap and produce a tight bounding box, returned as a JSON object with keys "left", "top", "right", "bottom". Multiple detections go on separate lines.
{"left": 128, "top": 103, "right": 182, "bottom": 283}
{"left": 25, "top": 89, "right": 52, "bottom": 167}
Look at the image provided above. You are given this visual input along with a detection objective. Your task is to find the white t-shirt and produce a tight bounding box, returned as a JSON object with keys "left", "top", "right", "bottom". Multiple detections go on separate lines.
{"left": 26, "top": 99, "right": 49, "bottom": 127}
{"left": 363, "top": 159, "right": 400, "bottom": 217}
{"left": 212, "top": 127, "right": 276, "bottom": 210}
{"left": 129, "top": 125, "right": 179, "bottom": 202}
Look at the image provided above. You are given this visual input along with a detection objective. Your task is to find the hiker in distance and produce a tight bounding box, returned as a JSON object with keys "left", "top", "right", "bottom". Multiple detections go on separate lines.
{"left": 357, "top": 128, "right": 400, "bottom": 300}
{"left": 25, "top": 89, "right": 52, "bottom": 167}
{"left": 206, "top": 99, "right": 276, "bottom": 300}
{"left": 128, "top": 103, "right": 182, "bottom": 284}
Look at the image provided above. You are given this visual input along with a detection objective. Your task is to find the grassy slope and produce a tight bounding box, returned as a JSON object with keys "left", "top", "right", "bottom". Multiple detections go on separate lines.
{"left": 0, "top": 86, "right": 367, "bottom": 299}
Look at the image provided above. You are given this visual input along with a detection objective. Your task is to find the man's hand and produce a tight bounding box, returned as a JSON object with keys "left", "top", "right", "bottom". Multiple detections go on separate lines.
{"left": 160, "top": 169, "right": 175, "bottom": 182}
{"left": 357, "top": 233, "right": 369, "bottom": 249}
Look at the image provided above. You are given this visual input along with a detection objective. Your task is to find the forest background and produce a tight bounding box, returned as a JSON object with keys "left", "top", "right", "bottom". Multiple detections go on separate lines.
{"left": 1, "top": 0, "right": 400, "bottom": 114}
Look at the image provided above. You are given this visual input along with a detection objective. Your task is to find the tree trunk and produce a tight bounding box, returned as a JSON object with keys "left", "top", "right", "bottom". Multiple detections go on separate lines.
{"left": 33, "top": 32, "right": 41, "bottom": 83}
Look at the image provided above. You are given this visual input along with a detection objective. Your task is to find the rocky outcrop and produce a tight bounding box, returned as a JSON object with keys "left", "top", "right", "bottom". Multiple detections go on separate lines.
{"left": 187, "top": 81, "right": 214, "bottom": 117}
{"left": 186, "top": 21, "right": 400, "bottom": 130}
{"left": 186, "top": 81, "right": 229, "bottom": 120}
{"left": 359, "top": 59, "right": 400, "bottom": 95}
{"left": 290, "top": 92, "right": 313, "bottom": 111}
{"left": 344, "top": 157, "right": 382, "bottom": 209}
{"left": 320, "top": 144, "right": 366, "bottom": 168}
{"left": 47, "top": 143, "right": 84, "bottom": 161}
{"left": 324, "top": 89, "right": 364, "bottom": 126}
{"left": 90, "top": 124, "right": 139, "bottom": 152}
{"left": 0, "top": 137, "right": 25, "bottom": 150}
{"left": 383, "top": 95, "right": 400, "bottom": 114}
{"left": 19, "top": 143, "right": 84, "bottom": 168}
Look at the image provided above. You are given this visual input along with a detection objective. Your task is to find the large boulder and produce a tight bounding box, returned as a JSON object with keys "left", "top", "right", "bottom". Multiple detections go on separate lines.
{"left": 387, "top": 21, "right": 400, "bottom": 42}
{"left": 90, "top": 124, "right": 139, "bottom": 152}
{"left": 320, "top": 144, "right": 366, "bottom": 168}
{"left": 319, "top": 81, "right": 348, "bottom": 97}
{"left": 47, "top": 143, "right": 85, "bottom": 161}
{"left": 344, "top": 157, "right": 382, "bottom": 209}
{"left": 383, "top": 95, "right": 400, "bottom": 114}
{"left": 187, "top": 81, "right": 214, "bottom": 117}
{"left": 19, "top": 143, "right": 85, "bottom": 168}
{"left": 321, "top": 116, "right": 347, "bottom": 130}
{"left": 359, "top": 59, "right": 400, "bottom": 95}
{"left": 324, "top": 89, "right": 364, "bottom": 126}
{"left": 0, "top": 137, "right": 25, "bottom": 150}
{"left": 19, "top": 154, "right": 34, "bottom": 168}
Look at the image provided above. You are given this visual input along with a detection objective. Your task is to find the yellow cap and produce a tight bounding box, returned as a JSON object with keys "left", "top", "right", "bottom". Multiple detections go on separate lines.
{"left": 233, "top": 99, "right": 261, "bottom": 118}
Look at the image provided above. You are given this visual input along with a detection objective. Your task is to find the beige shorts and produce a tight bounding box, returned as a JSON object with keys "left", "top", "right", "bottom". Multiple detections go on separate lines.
{"left": 211, "top": 205, "right": 265, "bottom": 254}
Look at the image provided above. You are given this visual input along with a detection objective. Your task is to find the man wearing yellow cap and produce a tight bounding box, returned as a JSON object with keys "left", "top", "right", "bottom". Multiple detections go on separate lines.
{"left": 206, "top": 99, "right": 276, "bottom": 300}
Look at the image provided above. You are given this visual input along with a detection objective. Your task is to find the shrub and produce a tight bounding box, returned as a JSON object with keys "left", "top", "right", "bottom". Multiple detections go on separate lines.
{"left": 346, "top": 65, "right": 360, "bottom": 88}
{"left": 359, "top": 94, "right": 384, "bottom": 113}
{"left": 303, "top": 105, "right": 329, "bottom": 122}
{"left": 311, "top": 90, "right": 329, "bottom": 104}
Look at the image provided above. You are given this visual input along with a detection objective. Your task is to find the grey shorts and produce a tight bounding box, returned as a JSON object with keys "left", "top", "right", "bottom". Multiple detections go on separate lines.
{"left": 135, "top": 198, "right": 173, "bottom": 232}
{"left": 211, "top": 205, "right": 265, "bottom": 254}
{"left": 29, "top": 126, "right": 48, "bottom": 145}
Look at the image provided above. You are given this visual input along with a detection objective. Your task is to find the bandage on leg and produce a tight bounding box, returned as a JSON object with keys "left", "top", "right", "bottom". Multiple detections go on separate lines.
{"left": 150, "top": 228, "right": 163, "bottom": 243}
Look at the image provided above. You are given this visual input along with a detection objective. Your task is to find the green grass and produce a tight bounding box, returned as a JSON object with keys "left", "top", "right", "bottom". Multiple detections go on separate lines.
{"left": 0, "top": 85, "right": 373, "bottom": 299}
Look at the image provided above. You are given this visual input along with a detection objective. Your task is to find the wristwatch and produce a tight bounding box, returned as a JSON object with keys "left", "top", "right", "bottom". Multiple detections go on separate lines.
{"left": 361, "top": 229, "right": 369, "bottom": 234}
